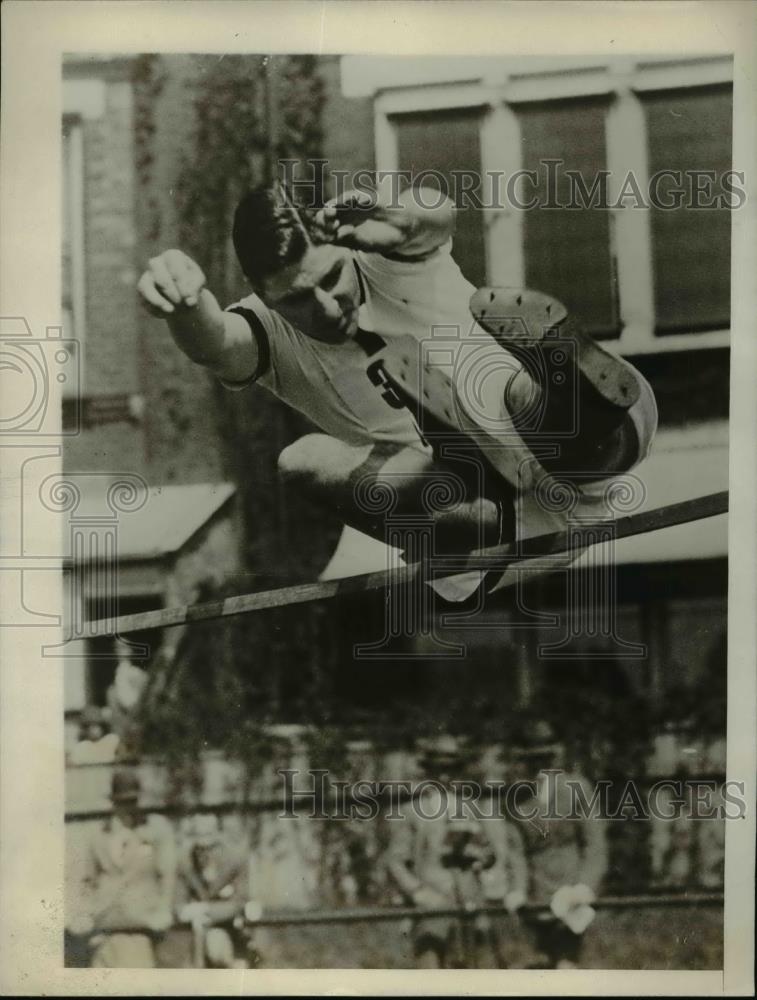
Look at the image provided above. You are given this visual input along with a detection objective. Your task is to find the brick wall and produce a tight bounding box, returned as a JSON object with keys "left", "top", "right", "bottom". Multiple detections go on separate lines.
{"left": 63, "top": 56, "right": 228, "bottom": 486}
{"left": 83, "top": 79, "right": 140, "bottom": 397}
{"left": 64, "top": 61, "right": 145, "bottom": 475}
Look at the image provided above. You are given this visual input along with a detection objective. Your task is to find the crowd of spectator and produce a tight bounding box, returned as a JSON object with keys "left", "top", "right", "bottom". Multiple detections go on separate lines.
{"left": 66, "top": 719, "right": 626, "bottom": 970}
{"left": 66, "top": 768, "right": 261, "bottom": 969}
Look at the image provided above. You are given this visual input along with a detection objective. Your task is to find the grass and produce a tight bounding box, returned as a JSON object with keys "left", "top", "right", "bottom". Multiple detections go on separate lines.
{"left": 227, "top": 905, "right": 723, "bottom": 970}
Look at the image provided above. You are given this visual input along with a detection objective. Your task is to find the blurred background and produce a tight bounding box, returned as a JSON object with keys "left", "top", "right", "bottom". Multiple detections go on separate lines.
{"left": 62, "top": 53, "right": 730, "bottom": 968}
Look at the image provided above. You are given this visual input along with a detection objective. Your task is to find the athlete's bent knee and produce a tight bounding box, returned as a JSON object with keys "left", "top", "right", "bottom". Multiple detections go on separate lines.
{"left": 278, "top": 434, "right": 373, "bottom": 489}
{"left": 277, "top": 434, "right": 328, "bottom": 482}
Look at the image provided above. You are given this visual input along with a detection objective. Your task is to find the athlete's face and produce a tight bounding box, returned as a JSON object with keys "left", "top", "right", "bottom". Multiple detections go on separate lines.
{"left": 262, "top": 244, "right": 360, "bottom": 344}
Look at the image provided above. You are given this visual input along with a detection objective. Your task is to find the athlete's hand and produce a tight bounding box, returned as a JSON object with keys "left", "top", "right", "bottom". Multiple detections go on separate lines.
{"left": 314, "top": 189, "right": 375, "bottom": 241}
{"left": 315, "top": 190, "right": 406, "bottom": 252}
{"left": 138, "top": 250, "right": 206, "bottom": 316}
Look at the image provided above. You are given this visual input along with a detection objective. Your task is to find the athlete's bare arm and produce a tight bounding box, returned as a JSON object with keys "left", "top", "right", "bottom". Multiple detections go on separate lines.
{"left": 315, "top": 186, "right": 456, "bottom": 258}
{"left": 137, "top": 249, "right": 257, "bottom": 383}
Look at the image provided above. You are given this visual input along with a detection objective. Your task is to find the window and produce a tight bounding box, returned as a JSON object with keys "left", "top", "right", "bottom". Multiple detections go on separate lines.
{"left": 516, "top": 97, "right": 618, "bottom": 338}
{"left": 641, "top": 85, "right": 732, "bottom": 334}
{"left": 392, "top": 107, "right": 487, "bottom": 287}
{"left": 368, "top": 56, "right": 733, "bottom": 355}
{"left": 62, "top": 115, "right": 86, "bottom": 390}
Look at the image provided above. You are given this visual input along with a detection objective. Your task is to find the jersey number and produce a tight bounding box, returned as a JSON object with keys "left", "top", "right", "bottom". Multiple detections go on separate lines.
{"left": 366, "top": 359, "right": 429, "bottom": 447}
{"left": 366, "top": 360, "right": 406, "bottom": 410}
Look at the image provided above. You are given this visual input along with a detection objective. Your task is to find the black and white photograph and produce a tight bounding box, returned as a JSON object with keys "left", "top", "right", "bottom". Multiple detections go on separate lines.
{"left": 1, "top": 1, "right": 755, "bottom": 995}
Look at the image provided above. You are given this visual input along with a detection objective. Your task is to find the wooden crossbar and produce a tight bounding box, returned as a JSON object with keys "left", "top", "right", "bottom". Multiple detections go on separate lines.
{"left": 85, "top": 490, "right": 727, "bottom": 638}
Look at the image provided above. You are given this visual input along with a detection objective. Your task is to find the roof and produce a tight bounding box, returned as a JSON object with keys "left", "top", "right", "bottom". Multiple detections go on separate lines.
{"left": 575, "top": 423, "right": 728, "bottom": 567}
{"left": 340, "top": 54, "right": 732, "bottom": 98}
{"left": 69, "top": 482, "right": 236, "bottom": 562}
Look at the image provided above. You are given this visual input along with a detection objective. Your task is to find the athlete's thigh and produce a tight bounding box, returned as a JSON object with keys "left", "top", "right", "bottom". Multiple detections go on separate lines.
{"left": 278, "top": 433, "right": 374, "bottom": 486}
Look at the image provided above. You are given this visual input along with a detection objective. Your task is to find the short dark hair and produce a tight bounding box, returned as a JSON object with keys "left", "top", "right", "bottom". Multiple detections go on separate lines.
{"left": 232, "top": 186, "right": 311, "bottom": 287}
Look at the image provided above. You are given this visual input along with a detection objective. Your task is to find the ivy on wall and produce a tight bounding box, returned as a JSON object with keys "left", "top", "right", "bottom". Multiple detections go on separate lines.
{"left": 132, "top": 54, "right": 167, "bottom": 243}
{"left": 175, "top": 54, "right": 325, "bottom": 303}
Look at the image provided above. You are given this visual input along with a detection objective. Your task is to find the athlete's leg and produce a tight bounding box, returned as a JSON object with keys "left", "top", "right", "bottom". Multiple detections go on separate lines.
{"left": 471, "top": 288, "right": 657, "bottom": 479}
{"left": 278, "top": 434, "right": 501, "bottom": 551}
{"left": 505, "top": 362, "right": 642, "bottom": 475}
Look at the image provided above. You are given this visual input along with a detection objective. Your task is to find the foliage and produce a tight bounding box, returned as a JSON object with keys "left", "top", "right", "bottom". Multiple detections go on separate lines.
{"left": 175, "top": 54, "right": 325, "bottom": 303}
{"left": 132, "top": 54, "right": 167, "bottom": 242}
{"left": 136, "top": 574, "right": 339, "bottom": 796}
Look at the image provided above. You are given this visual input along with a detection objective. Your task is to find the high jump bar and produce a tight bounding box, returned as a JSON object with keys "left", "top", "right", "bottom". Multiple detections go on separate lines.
{"left": 87, "top": 489, "right": 727, "bottom": 638}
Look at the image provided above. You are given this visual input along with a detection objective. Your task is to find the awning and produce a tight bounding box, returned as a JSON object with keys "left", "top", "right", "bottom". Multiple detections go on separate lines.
{"left": 576, "top": 423, "right": 728, "bottom": 566}
{"left": 115, "top": 482, "right": 236, "bottom": 561}
{"left": 63, "top": 481, "right": 236, "bottom": 563}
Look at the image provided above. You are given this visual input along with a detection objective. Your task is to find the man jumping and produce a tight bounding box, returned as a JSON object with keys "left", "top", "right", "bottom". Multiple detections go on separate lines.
{"left": 137, "top": 182, "right": 656, "bottom": 590}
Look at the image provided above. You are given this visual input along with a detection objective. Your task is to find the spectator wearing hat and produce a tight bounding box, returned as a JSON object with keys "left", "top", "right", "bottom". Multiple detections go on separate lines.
{"left": 69, "top": 768, "right": 177, "bottom": 967}
{"left": 506, "top": 720, "right": 608, "bottom": 969}
{"left": 176, "top": 813, "right": 257, "bottom": 968}
{"left": 386, "top": 735, "right": 520, "bottom": 968}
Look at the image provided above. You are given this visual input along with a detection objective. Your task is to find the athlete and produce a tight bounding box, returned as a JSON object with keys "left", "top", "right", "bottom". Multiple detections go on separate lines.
{"left": 137, "top": 183, "right": 656, "bottom": 592}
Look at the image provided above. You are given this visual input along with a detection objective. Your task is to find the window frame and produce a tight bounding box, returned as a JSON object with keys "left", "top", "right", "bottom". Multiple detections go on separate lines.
{"left": 62, "top": 111, "right": 88, "bottom": 394}
{"left": 370, "top": 55, "right": 733, "bottom": 357}
{"left": 61, "top": 77, "right": 105, "bottom": 394}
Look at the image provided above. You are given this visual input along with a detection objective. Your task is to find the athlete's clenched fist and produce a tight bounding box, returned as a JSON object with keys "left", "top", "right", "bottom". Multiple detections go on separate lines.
{"left": 137, "top": 249, "right": 206, "bottom": 315}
